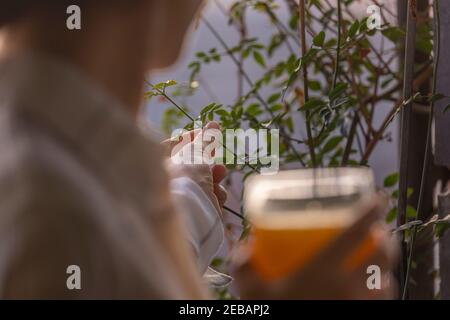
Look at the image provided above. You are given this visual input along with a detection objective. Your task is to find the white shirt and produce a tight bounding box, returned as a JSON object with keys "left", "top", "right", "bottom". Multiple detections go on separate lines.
{"left": 0, "top": 52, "right": 223, "bottom": 299}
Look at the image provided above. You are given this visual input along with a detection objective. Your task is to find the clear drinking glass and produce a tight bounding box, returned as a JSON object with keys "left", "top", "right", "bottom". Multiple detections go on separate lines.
{"left": 244, "top": 167, "right": 377, "bottom": 281}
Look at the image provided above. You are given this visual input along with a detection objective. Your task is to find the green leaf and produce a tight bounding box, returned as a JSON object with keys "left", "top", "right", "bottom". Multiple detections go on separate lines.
{"left": 268, "top": 33, "right": 285, "bottom": 57}
{"left": 392, "top": 187, "right": 413, "bottom": 199}
{"left": 289, "top": 13, "right": 299, "bottom": 30}
{"left": 329, "top": 83, "right": 348, "bottom": 100}
{"left": 444, "top": 104, "right": 450, "bottom": 113}
{"left": 407, "top": 187, "right": 414, "bottom": 198}
{"left": 215, "top": 109, "right": 229, "bottom": 117}
{"left": 406, "top": 205, "right": 417, "bottom": 219}
{"left": 430, "top": 93, "right": 446, "bottom": 102}
{"left": 348, "top": 20, "right": 360, "bottom": 38}
{"left": 299, "top": 98, "right": 326, "bottom": 111}
{"left": 201, "top": 103, "right": 217, "bottom": 115}
{"left": 152, "top": 80, "right": 177, "bottom": 90}
{"left": 270, "top": 104, "right": 283, "bottom": 112}
{"left": 165, "top": 80, "right": 177, "bottom": 87}
{"left": 391, "top": 190, "right": 399, "bottom": 199}
{"left": 384, "top": 172, "right": 399, "bottom": 188}
{"left": 416, "top": 37, "right": 433, "bottom": 55}
{"left": 303, "top": 48, "right": 319, "bottom": 65}
{"left": 196, "top": 51, "right": 207, "bottom": 59}
{"left": 382, "top": 27, "right": 405, "bottom": 43}
{"left": 268, "top": 93, "right": 281, "bottom": 104}
{"left": 322, "top": 136, "right": 343, "bottom": 154}
{"left": 308, "top": 80, "right": 321, "bottom": 91}
{"left": 436, "top": 221, "right": 450, "bottom": 238}
{"left": 253, "top": 51, "right": 266, "bottom": 68}
{"left": 144, "top": 91, "right": 157, "bottom": 100}
{"left": 386, "top": 207, "right": 397, "bottom": 223}
{"left": 242, "top": 47, "right": 252, "bottom": 59}
{"left": 313, "top": 31, "right": 325, "bottom": 47}
{"left": 281, "top": 58, "right": 301, "bottom": 98}
{"left": 246, "top": 103, "right": 261, "bottom": 116}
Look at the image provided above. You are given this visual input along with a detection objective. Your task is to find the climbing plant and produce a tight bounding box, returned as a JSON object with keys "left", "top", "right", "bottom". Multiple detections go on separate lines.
{"left": 146, "top": 0, "right": 445, "bottom": 299}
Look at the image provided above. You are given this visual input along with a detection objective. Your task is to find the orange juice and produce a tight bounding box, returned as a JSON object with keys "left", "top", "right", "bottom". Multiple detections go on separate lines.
{"left": 244, "top": 168, "right": 376, "bottom": 281}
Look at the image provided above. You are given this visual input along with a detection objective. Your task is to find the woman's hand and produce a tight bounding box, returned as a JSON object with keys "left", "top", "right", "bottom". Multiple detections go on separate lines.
{"left": 167, "top": 162, "right": 227, "bottom": 216}
{"left": 233, "top": 196, "right": 398, "bottom": 299}
{"left": 164, "top": 122, "right": 228, "bottom": 215}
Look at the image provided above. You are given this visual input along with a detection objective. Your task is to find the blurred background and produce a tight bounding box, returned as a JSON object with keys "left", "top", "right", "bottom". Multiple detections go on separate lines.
{"left": 147, "top": 0, "right": 399, "bottom": 186}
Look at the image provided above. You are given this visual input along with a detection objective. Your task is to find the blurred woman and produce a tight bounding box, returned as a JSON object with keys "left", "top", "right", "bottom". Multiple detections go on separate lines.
{"left": 0, "top": 0, "right": 393, "bottom": 299}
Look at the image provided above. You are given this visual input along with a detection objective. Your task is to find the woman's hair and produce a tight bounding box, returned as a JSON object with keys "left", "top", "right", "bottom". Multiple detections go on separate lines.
{"left": 0, "top": 1, "right": 133, "bottom": 27}
{"left": 0, "top": 2, "right": 31, "bottom": 26}
{"left": 0, "top": 1, "right": 76, "bottom": 27}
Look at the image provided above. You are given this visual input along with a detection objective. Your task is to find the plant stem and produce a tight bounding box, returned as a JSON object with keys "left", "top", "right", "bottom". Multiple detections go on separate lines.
{"left": 363, "top": 60, "right": 432, "bottom": 106}
{"left": 360, "top": 63, "right": 434, "bottom": 163}
{"left": 154, "top": 87, "right": 195, "bottom": 122}
{"left": 146, "top": 80, "right": 256, "bottom": 221}
{"left": 145, "top": 81, "right": 260, "bottom": 171}
{"left": 332, "top": 0, "right": 342, "bottom": 90}
{"left": 299, "top": 0, "right": 317, "bottom": 167}
{"left": 361, "top": 99, "right": 402, "bottom": 163}
{"left": 223, "top": 205, "right": 247, "bottom": 221}
{"left": 339, "top": 0, "right": 361, "bottom": 166}
{"left": 201, "top": 16, "right": 306, "bottom": 167}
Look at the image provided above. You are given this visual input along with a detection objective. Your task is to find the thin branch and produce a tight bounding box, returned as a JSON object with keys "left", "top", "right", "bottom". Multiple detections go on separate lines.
{"left": 223, "top": 205, "right": 248, "bottom": 221}
{"left": 360, "top": 99, "right": 402, "bottom": 163}
{"left": 299, "top": 0, "right": 316, "bottom": 167}
{"left": 201, "top": 15, "right": 306, "bottom": 167}
{"left": 145, "top": 80, "right": 260, "bottom": 174}
{"left": 332, "top": 0, "right": 342, "bottom": 90}
{"left": 145, "top": 81, "right": 260, "bottom": 221}
{"left": 148, "top": 81, "right": 195, "bottom": 122}
{"left": 340, "top": 0, "right": 361, "bottom": 166}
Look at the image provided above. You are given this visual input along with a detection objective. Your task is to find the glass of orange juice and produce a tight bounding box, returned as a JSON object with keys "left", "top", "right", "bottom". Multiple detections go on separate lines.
{"left": 244, "top": 167, "right": 376, "bottom": 281}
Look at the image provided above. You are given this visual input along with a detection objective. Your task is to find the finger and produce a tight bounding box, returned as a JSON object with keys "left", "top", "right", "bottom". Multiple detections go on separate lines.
{"left": 214, "top": 183, "right": 228, "bottom": 207}
{"left": 162, "top": 128, "right": 202, "bottom": 156}
{"left": 190, "top": 124, "right": 221, "bottom": 163}
{"left": 332, "top": 222, "right": 396, "bottom": 298}
{"left": 205, "top": 121, "right": 221, "bottom": 130}
{"left": 164, "top": 122, "right": 221, "bottom": 155}
{"left": 347, "top": 221, "right": 398, "bottom": 272}
{"left": 316, "top": 195, "right": 387, "bottom": 266}
{"left": 204, "top": 122, "right": 222, "bottom": 158}
{"left": 212, "top": 164, "right": 227, "bottom": 183}
{"left": 345, "top": 249, "right": 396, "bottom": 299}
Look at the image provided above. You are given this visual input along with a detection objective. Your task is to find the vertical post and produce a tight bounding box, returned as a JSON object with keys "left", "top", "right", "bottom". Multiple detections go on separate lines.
{"left": 397, "top": 0, "right": 417, "bottom": 298}
{"left": 407, "top": 0, "right": 439, "bottom": 300}
{"left": 438, "top": 192, "right": 450, "bottom": 299}
{"left": 434, "top": 0, "right": 450, "bottom": 166}
{"left": 435, "top": 0, "right": 450, "bottom": 299}
{"left": 398, "top": 0, "right": 441, "bottom": 299}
